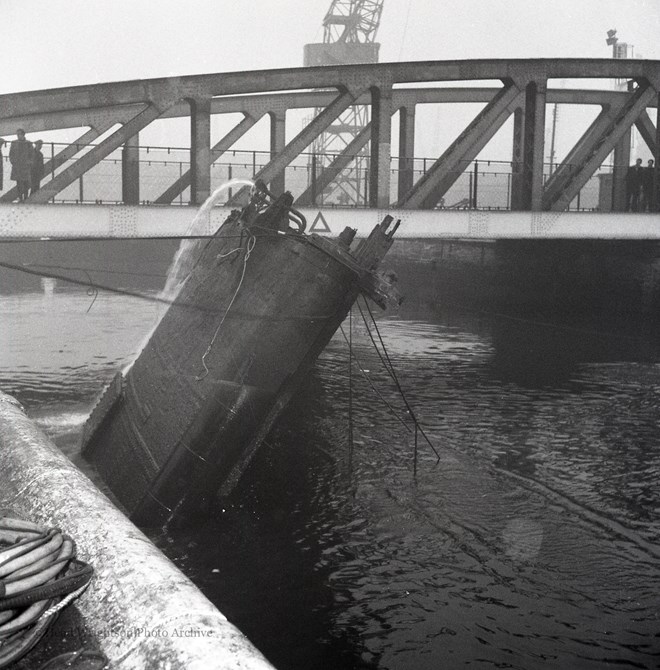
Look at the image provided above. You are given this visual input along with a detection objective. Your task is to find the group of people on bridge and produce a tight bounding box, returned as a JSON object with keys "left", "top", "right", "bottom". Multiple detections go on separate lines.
{"left": 0, "top": 130, "right": 45, "bottom": 202}
{"left": 626, "top": 158, "right": 657, "bottom": 212}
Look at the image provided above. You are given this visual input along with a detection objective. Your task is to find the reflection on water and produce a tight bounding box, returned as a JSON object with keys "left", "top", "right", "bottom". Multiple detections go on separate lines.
{"left": 2, "top": 289, "right": 660, "bottom": 669}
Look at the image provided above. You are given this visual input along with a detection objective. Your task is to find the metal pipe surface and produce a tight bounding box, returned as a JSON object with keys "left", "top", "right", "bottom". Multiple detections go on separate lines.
{"left": 0, "top": 391, "right": 274, "bottom": 670}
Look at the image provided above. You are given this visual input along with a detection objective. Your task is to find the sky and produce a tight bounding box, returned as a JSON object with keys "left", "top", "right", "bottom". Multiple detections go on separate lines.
{"left": 4, "top": 0, "right": 659, "bottom": 92}
{"left": 3, "top": 0, "right": 659, "bottom": 162}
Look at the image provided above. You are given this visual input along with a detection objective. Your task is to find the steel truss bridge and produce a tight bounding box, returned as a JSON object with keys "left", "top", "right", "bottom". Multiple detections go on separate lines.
{"left": 1, "top": 58, "right": 659, "bottom": 211}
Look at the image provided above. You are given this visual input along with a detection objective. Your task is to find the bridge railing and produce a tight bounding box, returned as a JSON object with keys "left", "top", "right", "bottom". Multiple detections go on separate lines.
{"left": 0, "top": 141, "right": 612, "bottom": 211}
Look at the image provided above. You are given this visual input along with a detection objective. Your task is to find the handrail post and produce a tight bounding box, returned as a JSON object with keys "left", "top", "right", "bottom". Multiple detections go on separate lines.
{"left": 311, "top": 153, "right": 317, "bottom": 206}
{"left": 473, "top": 160, "right": 479, "bottom": 209}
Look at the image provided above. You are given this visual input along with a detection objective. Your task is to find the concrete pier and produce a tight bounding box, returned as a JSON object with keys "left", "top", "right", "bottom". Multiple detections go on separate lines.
{"left": 0, "top": 392, "right": 275, "bottom": 670}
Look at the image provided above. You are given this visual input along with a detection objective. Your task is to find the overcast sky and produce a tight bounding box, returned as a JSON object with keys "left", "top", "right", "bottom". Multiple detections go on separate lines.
{"left": 4, "top": 0, "right": 660, "bottom": 93}
{"left": 3, "top": 0, "right": 658, "bottom": 165}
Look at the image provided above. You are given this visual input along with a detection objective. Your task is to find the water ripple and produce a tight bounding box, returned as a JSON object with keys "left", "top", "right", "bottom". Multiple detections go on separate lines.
{"left": 3, "top": 293, "right": 660, "bottom": 669}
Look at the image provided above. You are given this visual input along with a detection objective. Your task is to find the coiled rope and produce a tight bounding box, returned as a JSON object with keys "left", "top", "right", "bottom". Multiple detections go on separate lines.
{"left": 0, "top": 516, "right": 93, "bottom": 668}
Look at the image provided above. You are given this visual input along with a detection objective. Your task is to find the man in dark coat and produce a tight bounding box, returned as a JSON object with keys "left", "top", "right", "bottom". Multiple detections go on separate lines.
{"left": 30, "top": 140, "right": 45, "bottom": 196}
{"left": 641, "top": 159, "right": 655, "bottom": 212}
{"left": 9, "top": 129, "right": 34, "bottom": 201}
{"left": 625, "top": 158, "right": 644, "bottom": 212}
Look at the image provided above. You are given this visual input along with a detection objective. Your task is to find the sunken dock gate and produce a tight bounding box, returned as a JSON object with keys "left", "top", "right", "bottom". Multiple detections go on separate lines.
{"left": 82, "top": 182, "right": 400, "bottom": 525}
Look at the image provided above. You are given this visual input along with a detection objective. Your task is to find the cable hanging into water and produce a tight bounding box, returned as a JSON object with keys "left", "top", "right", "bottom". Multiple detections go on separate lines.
{"left": 357, "top": 296, "right": 440, "bottom": 463}
{"left": 81, "top": 269, "right": 98, "bottom": 313}
{"left": 347, "top": 307, "right": 354, "bottom": 474}
{"left": 338, "top": 323, "right": 413, "bottom": 435}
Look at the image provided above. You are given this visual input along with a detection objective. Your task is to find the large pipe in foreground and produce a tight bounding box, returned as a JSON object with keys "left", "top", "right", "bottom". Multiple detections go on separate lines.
{"left": 0, "top": 392, "right": 274, "bottom": 670}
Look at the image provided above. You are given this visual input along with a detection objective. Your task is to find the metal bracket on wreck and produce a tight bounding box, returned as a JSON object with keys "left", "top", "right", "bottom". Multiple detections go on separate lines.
{"left": 307, "top": 215, "right": 401, "bottom": 309}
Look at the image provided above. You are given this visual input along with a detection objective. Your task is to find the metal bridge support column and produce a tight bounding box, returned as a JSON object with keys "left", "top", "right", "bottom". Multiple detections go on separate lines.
{"left": 269, "top": 112, "right": 286, "bottom": 195}
{"left": 612, "top": 128, "right": 631, "bottom": 212}
{"left": 509, "top": 81, "right": 547, "bottom": 211}
{"left": 369, "top": 85, "right": 393, "bottom": 208}
{"left": 189, "top": 96, "right": 212, "bottom": 205}
{"left": 510, "top": 107, "right": 525, "bottom": 210}
{"left": 396, "top": 82, "right": 521, "bottom": 209}
{"left": 24, "top": 104, "right": 168, "bottom": 205}
{"left": 121, "top": 133, "right": 140, "bottom": 204}
{"left": 155, "top": 113, "right": 260, "bottom": 205}
{"left": 521, "top": 80, "right": 547, "bottom": 211}
{"left": 397, "top": 105, "right": 416, "bottom": 201}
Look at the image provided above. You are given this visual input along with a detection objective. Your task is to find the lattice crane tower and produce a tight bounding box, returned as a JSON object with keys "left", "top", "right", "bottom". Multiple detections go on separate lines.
{"left": 304, "top": 0, "right": 385, "bottom": 205}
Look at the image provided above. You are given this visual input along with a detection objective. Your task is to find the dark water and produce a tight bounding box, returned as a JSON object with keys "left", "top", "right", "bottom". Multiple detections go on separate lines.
{"left": 2, "top": 287, "right": 660, "bottom": 669}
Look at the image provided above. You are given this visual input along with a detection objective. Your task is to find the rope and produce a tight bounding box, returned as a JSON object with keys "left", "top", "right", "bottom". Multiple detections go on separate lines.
{"left": 337, "top": 324, "right": 412, "bottom": 433}
{"left": 0, "top": 233, "right": 247, "bottom": 243}
{"left": 348, "top": 307, "right": 354, "bottom": 474}
{"left": 20, "top": 263, "right": 167, "bottom": 279}
{"left": 0, "top": 517, "right": 94, "bottom": 669}
{"left": 40, "top": 581, "right": 91, "bottom": 619}
{"left": 0, "top": 260, "right": 185, "bottom": 309}
{"left": 357, "top": 297, "right": 440, "bottom": 462}
{"left": 196, "top": 232, "right": 257, "bottom": 380}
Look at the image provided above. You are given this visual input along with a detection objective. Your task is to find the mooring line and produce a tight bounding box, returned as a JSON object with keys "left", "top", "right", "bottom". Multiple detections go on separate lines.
{"left": 358, "top": 297, "right": 440, "bottom": 462}
{"left": 348, "top": 307, "right": 354, "bottom": 473}
{"left": 337, "top": 324, "right": 412, "bottom": 435}
{"left": 0, "top": 260, "right": 183, "bottom": 308}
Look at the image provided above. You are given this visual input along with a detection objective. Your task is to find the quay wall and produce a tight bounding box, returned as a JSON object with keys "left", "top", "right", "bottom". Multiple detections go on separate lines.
{"left": 386, "top": 239, "right": 660, "bottom": 329}
{"left": 2, "top": 236, "right": 660, "bottom": 332}
{"left": 1, "top": 202, "right": 660, "bottom": 331}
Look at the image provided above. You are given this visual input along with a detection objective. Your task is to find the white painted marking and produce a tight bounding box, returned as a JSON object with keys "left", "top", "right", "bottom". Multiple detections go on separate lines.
{"left": 309, "top": 211, "right": 331, "bottom": 233}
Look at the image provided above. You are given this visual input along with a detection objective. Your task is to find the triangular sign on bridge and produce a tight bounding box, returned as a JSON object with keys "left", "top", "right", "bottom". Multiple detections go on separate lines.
{"left": 310, "top": 210, "right": 331, "bottom": 233}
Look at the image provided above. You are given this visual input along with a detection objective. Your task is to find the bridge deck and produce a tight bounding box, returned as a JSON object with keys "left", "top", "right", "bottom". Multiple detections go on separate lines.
{"left": 1, "top": 203, "right": 659, "bottom": 241}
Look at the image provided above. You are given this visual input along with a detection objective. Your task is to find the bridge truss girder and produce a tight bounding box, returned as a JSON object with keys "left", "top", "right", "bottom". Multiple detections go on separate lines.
{"left": 226, "top": 84, "right": 368, "bottom": 206}
{"left": 154, "top": 113, "right": 260, "bottom": 204}
{"left": 25, "top": 103, "right": 172, "bottom": 205}
{"left": 0, "top": 59, "right": 658, "bottom": 211}
{"left": 543, "top": 80, "right": 658, "bottom": 212}
{"left": 296, "top": 122, "right": 372, "bottom": 206}
{"left": 396, "top": 80, "right": 523, "bottom": 209}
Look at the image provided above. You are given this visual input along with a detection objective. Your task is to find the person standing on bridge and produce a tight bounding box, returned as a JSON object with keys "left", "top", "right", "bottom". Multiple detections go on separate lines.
{"left": 625, "top": 158, "right": 644, "bottom": 212}
{"left": 9, "top": 129, "right": 34, "bottom": 202}
{"left": 30, "top": 140, "right": 44, "bottom": 196}
{"left": 641, "top": 159, "right": 655, "bottom": 212}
